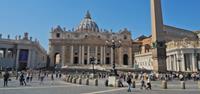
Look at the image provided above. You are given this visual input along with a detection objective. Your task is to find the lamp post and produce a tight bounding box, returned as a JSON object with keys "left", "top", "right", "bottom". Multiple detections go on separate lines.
{"left": 90, "top": 57, "right": 96, "bottom": 77}
{"left": 106, "top": 39, "right": 121, "bottom": 76}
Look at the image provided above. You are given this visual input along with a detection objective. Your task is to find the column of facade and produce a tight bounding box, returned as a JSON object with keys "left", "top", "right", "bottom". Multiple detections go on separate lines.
{"left": 82, "top": 46, "right": 85, "bottom": 65}
{"left": 192, "top": 53, "right": 197, "bottom": 72}
{"left": 118, "top": 47, "right": 122, "bottom": 66}
{"left": 62, "top": 46, "right": 66, "bottom": 66}
{"left": 128, "top": 47, "right": 132, "bottom": 67}
{"left": 100, "top": 46, "right": 103, "bottom": 64}
{"left": 87, "top": 46, "right": 90, "bottom": 64}
{"left": 103, "top": 46, "right": 106, "bottom": 64}
{"left": 95, "top": 46, "right": 98, "bottom": 64}
{"left": 110, "top": 48, "right": 113, "bottom": 66}
{"left": 79, "top": 46, "right": 82, "bottom": 64}
{"left": 70, "top": 45, "right": 74, "bottom": 64}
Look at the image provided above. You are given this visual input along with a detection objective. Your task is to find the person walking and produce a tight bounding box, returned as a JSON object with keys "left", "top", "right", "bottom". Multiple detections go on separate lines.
{"left": 3, "top": 71, "right": 10, "bottom": 87}
{"left": 140, "top": 78, "right": 146, "bottom": 89}
{"left": 127, "top": 76, "right": 132, "bottom": 92}
{"left": 146, "top": 78, "right": 151, "bottom": 90}
{"left": 19, "top": 72, "right": 26, "bottom": 86}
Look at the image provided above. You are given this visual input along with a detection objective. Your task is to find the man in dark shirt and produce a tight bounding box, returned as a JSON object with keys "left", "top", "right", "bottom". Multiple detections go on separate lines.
{"left": 127, "top": 76, "right": 132, "bottom": 92}
{"left": 3, "top": 71, "right": 10, "bottom": 87}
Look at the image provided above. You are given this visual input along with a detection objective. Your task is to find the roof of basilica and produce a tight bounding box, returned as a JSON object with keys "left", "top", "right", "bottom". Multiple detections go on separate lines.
{"left": 76, "top": 11, "right": 99, "bottom": 32}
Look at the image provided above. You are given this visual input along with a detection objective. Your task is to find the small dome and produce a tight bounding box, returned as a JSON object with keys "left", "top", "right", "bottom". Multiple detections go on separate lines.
{"left": 76, "top": 11, "right": 99, "bottom": 32}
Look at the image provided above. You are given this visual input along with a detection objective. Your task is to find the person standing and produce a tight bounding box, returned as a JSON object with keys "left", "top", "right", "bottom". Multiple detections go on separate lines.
{"left": 127, "top": 76, "right": 132, "bottom": 92}
{"left": 30, "top": 73, "right": 33, "bottom": 82}
{"left": 40, "top": 72, "right": 45, "bottom": 85}
{"left": 26, "top": 72, "right": 30, "bottom": 83}
{"left": 51, "top": 73, "right": 54, "bottom": 85}
{"left": 3, "top": 71, "right": 10, "bottom": 87}
{"left": 59, "top": 73, "right": 62, "bottom": 78}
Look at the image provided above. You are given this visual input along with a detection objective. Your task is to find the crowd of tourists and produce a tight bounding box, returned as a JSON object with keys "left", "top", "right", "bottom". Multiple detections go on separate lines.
{"left": 116, "top": 72, "right": 200, "bottom": 92}
{"left": 1, "top": 70, "right": 62, "bottom": 87}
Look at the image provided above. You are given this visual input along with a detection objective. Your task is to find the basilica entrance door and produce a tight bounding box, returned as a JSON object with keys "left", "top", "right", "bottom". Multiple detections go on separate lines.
{"left": 123, "top": 54, "right": 128, "bottom": 65}
{"left": 74, "top": 57, "right": 78, "bottom": 64}
{"left": 106, "top": 57, "right": 110, "bottom": 64}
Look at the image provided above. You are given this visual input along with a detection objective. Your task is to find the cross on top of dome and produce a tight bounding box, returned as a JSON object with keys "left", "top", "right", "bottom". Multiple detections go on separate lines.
{"left": 85, "top": 10, "right": 91, "bottom": 19}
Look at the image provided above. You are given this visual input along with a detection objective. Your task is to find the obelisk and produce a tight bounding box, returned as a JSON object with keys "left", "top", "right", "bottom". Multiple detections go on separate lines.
{"left": 151, "top": 0, "right": 167, "bottom": 72}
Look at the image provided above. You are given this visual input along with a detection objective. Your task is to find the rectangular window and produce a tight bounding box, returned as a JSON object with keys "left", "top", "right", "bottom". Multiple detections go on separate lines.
{"left": 56, "top": 33, "right": 60, "bottom": 38}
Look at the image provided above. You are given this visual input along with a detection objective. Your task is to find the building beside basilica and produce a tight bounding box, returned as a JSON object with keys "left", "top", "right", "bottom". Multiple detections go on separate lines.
{"left": 49, "top": 11, "right": 133, "bottom": 69}
{"left": 0, "top": 33, "right": 47, "bottom": 71}
{"left": 134, "top": 0, "right": 200, "bottom": 73}
{"left": 134, "top": 25, "right": 200, "bottom": 72}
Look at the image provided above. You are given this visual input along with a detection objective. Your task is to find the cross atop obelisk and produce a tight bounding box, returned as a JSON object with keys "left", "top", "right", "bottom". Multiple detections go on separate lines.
{"left": 151, "top": 0, "right": 167, "bottom": 72}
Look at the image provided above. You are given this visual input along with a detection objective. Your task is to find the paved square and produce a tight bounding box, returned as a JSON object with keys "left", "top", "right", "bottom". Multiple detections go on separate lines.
{"left": 0, "top": 76, "right": 200, "bottom": 94}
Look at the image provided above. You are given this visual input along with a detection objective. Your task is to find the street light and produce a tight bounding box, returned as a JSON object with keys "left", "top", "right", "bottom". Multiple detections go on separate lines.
{"left": 90, "top": 57, "right": 96, "bottom": 77}
{"left": 105, "top": 39, "right": 121, "bottom": 76}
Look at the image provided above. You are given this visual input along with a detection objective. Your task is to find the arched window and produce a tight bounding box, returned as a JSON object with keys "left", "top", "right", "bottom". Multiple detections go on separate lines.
{"left": 124, "top": 35, "right": 127, "bottom": 40}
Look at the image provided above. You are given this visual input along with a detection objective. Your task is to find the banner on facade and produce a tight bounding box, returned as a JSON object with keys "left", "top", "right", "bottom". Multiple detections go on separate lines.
{"left": 19, "top": 49, "right": 29, "bottom": 62}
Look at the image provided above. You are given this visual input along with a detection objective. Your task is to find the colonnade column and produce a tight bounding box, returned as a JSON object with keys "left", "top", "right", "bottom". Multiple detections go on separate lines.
{"left": 192, "top": 53, "right": 197, "bottom": 72}
{"left": 176, "top": 54, "right": 180, "bottom": 71}
{"left": 166, "top": 56, "right": 169, "bottom": 71}
{"left": 70, "top": 45, "right": 74, "bottom": 64}
{"left": 27, "top": 49, "right": 32, "bottom": 68}
{"left": 169, "top": 56, "right": 172, "bottom": 71}
{"left": 173, "top": 55, "right": 177, "bottom": 71}
{"left": 181, "top": 53, "right": 185, "bottom": 71}
{"left": 16, "top": 49, "right": 20, "bottom": 70}
{"left": 5, "top": 48, "right": 8, "bottom": 58}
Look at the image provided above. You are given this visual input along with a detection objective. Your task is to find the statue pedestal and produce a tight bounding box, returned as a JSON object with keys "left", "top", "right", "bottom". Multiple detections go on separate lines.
{"left": 108, "top": 76, "right": 117, "bottom": 87}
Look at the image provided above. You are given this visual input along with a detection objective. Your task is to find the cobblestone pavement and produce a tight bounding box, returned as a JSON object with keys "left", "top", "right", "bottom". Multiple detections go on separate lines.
{"left": 0, "top": 76, "right": 200, "bottom": 94}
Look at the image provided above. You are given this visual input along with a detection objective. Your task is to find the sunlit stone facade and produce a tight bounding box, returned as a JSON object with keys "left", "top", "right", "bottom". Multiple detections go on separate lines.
{"left": 49, "top": 11, "right": 133, "bottom": 69}
{"left": 134, "top": 25, "right": 200, "bottom": 72}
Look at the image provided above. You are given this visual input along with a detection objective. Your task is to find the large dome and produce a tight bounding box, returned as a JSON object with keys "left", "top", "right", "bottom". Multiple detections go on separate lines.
{"left": 76, "top": 11, "right": 99, "bottom": 32}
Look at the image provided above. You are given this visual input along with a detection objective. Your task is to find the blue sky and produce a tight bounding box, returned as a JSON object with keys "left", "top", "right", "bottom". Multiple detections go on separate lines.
{"left": 0, "top": 0, "right": 200, "bottom": 50}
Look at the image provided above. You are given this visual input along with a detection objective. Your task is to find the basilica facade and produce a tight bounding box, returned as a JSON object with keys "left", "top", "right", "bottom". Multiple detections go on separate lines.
{"left": 49, "top": 11, "right": 133, "bottom": 69}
